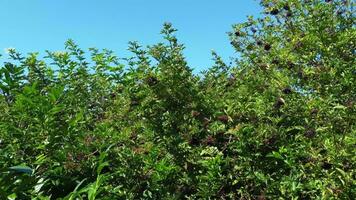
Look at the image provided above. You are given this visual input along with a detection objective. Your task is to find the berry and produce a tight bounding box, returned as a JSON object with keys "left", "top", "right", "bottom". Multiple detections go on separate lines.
{"left": 263, "top": 135, "right": 277, "bottom": 146}
{"left": 256, "top": 40, "right": 263, "bottom": 46}
{"left": 304, "top": 129, "right": 316, "bottom": 138}
{"left": 203, "top": 135, "right": 216, "bottom": 146}
{"left": 130, "top": 131, "right": 138, "bottom": 140}
{"left": 310, "top": 108, "right": 319, "bottom": 115}
{"left": 191, "top": 111, "right": 201, "bottom": 118}
{"left": 259, "top": 63, "right": 269, "bottom": 70}
{"left": 217, "top": 115, "right": 229, "bottom": 123}
{"left": 287, "top": 61, "right": 295, "bottom": 69}
{"left": 282, "top": 87, "right": 292, "bottom": 94}
{"left": 342, "top": 161, "right": 351, "bottom": 170}
{"left": 264, "top": 43, "right": 272, "bottom": 51}
{"left": 110, "top": 93, "right": 116, "bottom": 98}
{"left": 262, "top": 136, "right": 278, "bottom": 152}
{"left": 146, "top": 76, "right": 158, "bottom": 86}
{"left": 346, "top": 100, "right": 353, "bottom": 108}
{"left": 130, "top": 100, "right": 139, "bottom": 106}
{"left": 189, "top": 137, "right": 200, "bottom": 146}
{"left": 321, "top": 162, "right": 332, "bottom": 170}
{"left": 283, "top": 4, "right": 290, "bottom": 10}
{"left": 271, "top": 59, "right": 279, "bottom": 65}
{"left": 270, "top": 8, "right": 279, "bottom": 15}
{"left": 294, "top": 41, "right": 303, "bottom": 49}
{"left": 286, "top": 11, "right": 293, "bottom": 17}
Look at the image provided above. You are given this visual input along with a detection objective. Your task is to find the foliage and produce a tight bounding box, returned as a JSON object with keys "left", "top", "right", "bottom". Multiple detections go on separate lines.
{"left": 0, "top": 0, "right": 355, "bottom": 199}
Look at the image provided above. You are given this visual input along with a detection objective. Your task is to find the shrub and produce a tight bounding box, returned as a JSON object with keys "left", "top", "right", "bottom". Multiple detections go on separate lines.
{"left": 0, "top": 0, "right": 355, "bottom": 199}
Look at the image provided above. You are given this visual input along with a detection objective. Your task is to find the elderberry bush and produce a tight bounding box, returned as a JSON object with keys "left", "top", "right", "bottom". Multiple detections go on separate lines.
{"left": 0, "top": 0, "right": 355, "bottom": 199}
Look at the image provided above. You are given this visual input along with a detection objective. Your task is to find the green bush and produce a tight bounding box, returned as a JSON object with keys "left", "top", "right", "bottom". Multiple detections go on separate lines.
{"left": 0, "top": 0, "right": 355, "bottom": 199}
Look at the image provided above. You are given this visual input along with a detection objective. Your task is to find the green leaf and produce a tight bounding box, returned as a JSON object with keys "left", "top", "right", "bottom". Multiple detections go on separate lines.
{"left": 7, "top": 193, "right": 17, "bottom": 200}
{"left": 333, "top": 104, "right": 347, "bottom": 110}
{"left": 9, "top": 166, "right": 33, "bottom": 175}
{"left": 266, "top": 151, "right": 283, "bottom": 160}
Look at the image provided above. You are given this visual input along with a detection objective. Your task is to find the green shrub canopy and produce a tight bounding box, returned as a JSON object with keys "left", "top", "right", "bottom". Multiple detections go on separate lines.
{"left": 0, "top": 0, "right": 355, "bottom": 199}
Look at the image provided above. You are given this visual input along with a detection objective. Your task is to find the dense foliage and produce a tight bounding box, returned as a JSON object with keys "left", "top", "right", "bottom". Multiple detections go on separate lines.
{"left": 0, "top": 0, "right": 355, "bottom": 199}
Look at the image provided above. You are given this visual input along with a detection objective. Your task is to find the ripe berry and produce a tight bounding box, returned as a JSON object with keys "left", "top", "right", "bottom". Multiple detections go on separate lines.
{"left": 259, "top": 63, "right": 269, "bottom": 70}
{"left": 110, "top": 93, "right": 116, "bottom": 98}
{"left": 235, "top": 31, "right": 242, "bottom": 37}
{"left": 282, "top": 87, "right": 292, "bottom": 94}
{"left": 310, "top": 108, "right": 319, "bottom": 115}
{"left": 346, "top": 100, "right": 353, "bottom": 108}
{"left": 130, "top": 131, "right": 138, "bottom": 140}
{"left": 256, "top": 40, "right": 263, "bottom": 46}
{"left": 75, "top": 152, "right": 86, "bottom": 161}
{"left": 251, "top": 27, "right": 257, "bottom": 33}
{"left": 294, "top": 41, "right": 303, "bottom": 49}
{"left": 264, "top": 43, "right": 272, "bottom": 51}
{"left": 321, "top": 162, "right": 332, "bottom": 170}
{"left": 271, "top": 59, "right": 279, "bottom": 65}
{"left": 191, "top": 111, "right": 201, "bottom": 118}
{"left": 189, "top": 137, "right": 200, "bottom": 146}
{"left": 203, "top": 135, "right": 216, "bottom": 146}
{"left": 342, "top": 161, "right": 351, "bottom": 170}
{"left": 146, "top": 76, "right": 158, "bottom": 86}
{"left": 270, "top": 8, "right": 279, "bottom": 15}
{"left": 283, "top": 4, "right": 290, "bottom": 10}
{"left": 262, "top": 136, "right": 278, "bottom": 152}
{"left": 263, "top": 135, "right": 277, "bottom": 146}
{"left": 301, "top": 156, "right": 314, "bottom": 164}
{"left": 130, "top": 100, "right": 139, "bottom": 106}
{"left": 304, "top": 129, "right": 316, "bottom": 138}
{"left": 287, "top": 61, "right": 295, "bottom": 69}
{"left": 286, "top": 11, "right": 293, "bottom": 17}
{"left": 217, "top": 115, "right": 229, "bottom": 123}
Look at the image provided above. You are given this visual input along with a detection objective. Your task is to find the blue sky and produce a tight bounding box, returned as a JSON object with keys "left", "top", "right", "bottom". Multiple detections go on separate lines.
{"left": 0, "top": 0, "right": 261, "bottom": 72}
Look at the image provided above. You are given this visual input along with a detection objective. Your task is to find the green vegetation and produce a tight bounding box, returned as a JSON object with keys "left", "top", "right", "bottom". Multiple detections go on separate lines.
{"left": 0, "top": 0, "right": 355, "bottom": 199}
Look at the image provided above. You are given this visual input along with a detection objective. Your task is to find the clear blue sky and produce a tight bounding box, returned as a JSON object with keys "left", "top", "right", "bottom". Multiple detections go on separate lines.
{"left": 0, "top": 0, "right": 261, "bottom": 72}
